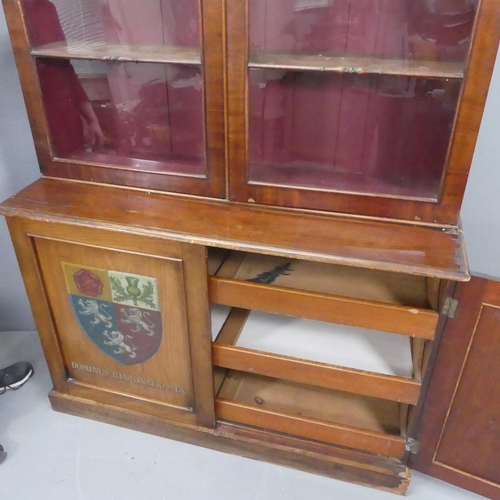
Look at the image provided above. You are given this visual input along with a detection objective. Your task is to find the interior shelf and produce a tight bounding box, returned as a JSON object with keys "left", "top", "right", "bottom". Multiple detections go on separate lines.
{"left": 66, "top": 151, "right": 206, "bottom": 177}
{"left": 31, "top": 42, "right": 201, "bottom": 66}
{"left": 215, "top": 370, "right": 407, "bottom": 458}
{"left": 248, "top": 51, "right": 465, "bottom": 79}
{"left": 249, "top": 163, "right": 441, "bottom": 203}
{"left": 210, "top": 251, "right": 439, "bottom": 338}
{"left": 211, "top": 306, "right": 421, "bottom": 404}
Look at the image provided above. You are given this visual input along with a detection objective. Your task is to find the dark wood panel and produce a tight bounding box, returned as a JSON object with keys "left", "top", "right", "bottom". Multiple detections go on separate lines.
{"left": 410, "top": 278, "right": 500, "bottom": 499}
{"left": 245, "top": 173, "right": 466, "bottom": 226}
{"left": 0, "top": 180, "right": 469, "bottom": 280}
{"left": 43, "top": 162, "right": 214, "bottom": 198}
{"left": 226, "top": 0, "right": 250, "bottom": 205}
{"left": 435, "top": 302, "right": 500, "bottom": 481}
{"left": 200, "top": 0, "right": 227, "bottom": 199}
{"left": 6, "top": 218, "right": 70, "bottom": 392}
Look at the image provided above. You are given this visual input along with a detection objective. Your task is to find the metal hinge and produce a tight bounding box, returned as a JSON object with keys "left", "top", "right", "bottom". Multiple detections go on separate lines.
{"left": 405, "top": 438, "right": 420, "bottom": 454}
{"left": 442, "top": 297, "right": 459, "bottom": 318}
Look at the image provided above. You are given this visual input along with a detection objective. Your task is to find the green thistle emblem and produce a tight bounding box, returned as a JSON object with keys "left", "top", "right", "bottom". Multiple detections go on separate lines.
{"left": 109, "top": 275, "right": 157, "bottom": 309}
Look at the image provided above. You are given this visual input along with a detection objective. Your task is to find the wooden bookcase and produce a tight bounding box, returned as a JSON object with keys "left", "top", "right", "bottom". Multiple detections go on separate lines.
{"left": 1, "top": 0, "right": 499, "bottom": 496}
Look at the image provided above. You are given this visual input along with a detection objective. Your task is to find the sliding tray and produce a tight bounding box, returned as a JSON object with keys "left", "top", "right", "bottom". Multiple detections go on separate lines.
{"left": 209, "top": 251, "right": 440, "bottom": 339}
{"left": 212, "top": 307, "right": 422, "bottom": 404}
{"left": 215, "top": 370, "right": 407, "bottom": 458}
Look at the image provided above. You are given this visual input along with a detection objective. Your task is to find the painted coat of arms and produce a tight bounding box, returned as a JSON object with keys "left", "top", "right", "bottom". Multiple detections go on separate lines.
{"left": 63, "top": 263, "right": 162, "bottom": 365}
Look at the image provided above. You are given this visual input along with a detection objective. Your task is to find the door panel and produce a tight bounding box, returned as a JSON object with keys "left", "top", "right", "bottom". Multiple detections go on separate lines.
{"left": 410, "top": 277, "right": 500, "bottom": 499}
{"left": 7, "top": 217, "right": 215, "bottom": 428}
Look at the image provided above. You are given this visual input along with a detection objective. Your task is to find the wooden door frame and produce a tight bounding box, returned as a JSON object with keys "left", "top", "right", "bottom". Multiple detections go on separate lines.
{"left": 225, "top": 0, "right": 500, "bottom": 225}
{"left": 410, "top": 277, "right": 500, "bottom": 499}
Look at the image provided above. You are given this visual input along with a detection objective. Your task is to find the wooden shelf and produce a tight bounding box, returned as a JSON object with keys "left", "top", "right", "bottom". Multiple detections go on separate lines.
{"left": 211, "top": 307, "right": 421, "bottom": 404}
{"left": 210, "top": 251, "right": 439, "bottom": 338}
{"left": 249, "top": 51, "right": 465, "bottom": 79}
{"left": 31, "top": 41, "right": 201, "bottom": 65}
{"left": 249, "top": 163, "right": 441, "bottom": 203}
{"left": 216, "top": 370, "right": 406, "bottom": 458}
{"left": 67, "top": 151, "right": 206, "bottom": 177}
{"left": 215, "top": 251, "right": 432, "bottom": 307}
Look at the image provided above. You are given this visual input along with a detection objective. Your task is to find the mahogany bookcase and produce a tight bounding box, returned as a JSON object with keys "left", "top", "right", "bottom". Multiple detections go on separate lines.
{"left": 1, "top": 0, "right": 499, "bottom": 496}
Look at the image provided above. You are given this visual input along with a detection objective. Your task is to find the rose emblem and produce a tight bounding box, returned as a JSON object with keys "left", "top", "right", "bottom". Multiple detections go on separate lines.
{"left": 73, "top": 269, "right": 104, "bottom": 297}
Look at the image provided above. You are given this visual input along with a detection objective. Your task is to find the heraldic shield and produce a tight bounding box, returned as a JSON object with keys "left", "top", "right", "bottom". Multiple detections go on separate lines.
{"left": 63, "top": 263, "right": 162, "bottom": 366}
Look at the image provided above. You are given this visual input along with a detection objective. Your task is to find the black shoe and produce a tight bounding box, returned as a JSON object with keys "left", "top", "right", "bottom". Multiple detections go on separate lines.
{"left": 0, "top": 445, "right": 6, "bottom": 464}
{"left": 0, "top": 362, "right": 34, "bottom": 394}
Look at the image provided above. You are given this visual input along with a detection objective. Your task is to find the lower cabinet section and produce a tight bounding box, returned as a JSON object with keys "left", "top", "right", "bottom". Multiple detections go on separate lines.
{"left": 5, "top": 218, "right": 445, "bottom": 495}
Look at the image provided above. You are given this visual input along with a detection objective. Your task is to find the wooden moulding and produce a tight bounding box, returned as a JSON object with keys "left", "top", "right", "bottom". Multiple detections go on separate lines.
{"left": 210, "top": 251, "right": 439, "bottom": 338}
{"left": 49, "top": 390, "right": 411, "bottom": 495}
{"left": 249, "top": 52, "right": 465, "bottom": 79}
{"left": 212, "top": 308, "right": 421, "bottom": 404}
{"left": 215, "top": 370, "right": 407, "bottom": 459}
{"left": 0, "top": 180, "right": 470, "bottom": 281}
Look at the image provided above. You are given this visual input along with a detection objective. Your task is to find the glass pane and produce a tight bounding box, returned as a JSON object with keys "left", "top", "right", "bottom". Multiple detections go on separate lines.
{"left": 248, "top": 69, "right": 460, "bottom": 200}
{"left": 24, "top": 0, "right": 200, "bottom": 51}
{"left": 36, "top": 58, "right": 205, "bottom": 174}
{"left": 250, "top": 0, "right": 477, "bottom": 63}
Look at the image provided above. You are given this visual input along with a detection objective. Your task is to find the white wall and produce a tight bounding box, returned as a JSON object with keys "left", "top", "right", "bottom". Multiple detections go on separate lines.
{"left": 461, "top": 47, "right": 500, "bottom": 279}
{"left": 0, "top": 6, "right": 39, "bottom": 331}
{"left": 0, "top": 4, "right": 499, "bottom": 330}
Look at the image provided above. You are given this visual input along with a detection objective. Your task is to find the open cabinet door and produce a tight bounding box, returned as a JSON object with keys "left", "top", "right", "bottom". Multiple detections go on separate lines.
{"left": 410, "top": 277, "right": 500, "bottom": 499}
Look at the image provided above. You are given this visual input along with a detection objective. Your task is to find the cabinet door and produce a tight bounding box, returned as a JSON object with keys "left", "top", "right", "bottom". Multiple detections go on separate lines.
{"left": 4, "top": 0, "right": 225, "bottom": 198}
{"left": 226, "top": 0, "right": 499, "bottom": 224}
{"left": 410, "top": 277, "right": 500, "bottom": 499}
{"left": 7, "top": 217, "right": 214, "bottom": 428}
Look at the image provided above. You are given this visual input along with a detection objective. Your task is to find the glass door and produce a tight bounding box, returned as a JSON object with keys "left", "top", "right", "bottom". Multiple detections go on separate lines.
{"left": 227, "top": 0, "right": 492, "bottom": 224}
{"left": 16, "top": 0, "right": 225, "bottom": 197}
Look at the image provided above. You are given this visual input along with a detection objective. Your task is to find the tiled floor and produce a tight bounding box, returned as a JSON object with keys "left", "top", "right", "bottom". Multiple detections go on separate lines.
{"left": 0, "top": 330, "right": 485, "bottom": 500}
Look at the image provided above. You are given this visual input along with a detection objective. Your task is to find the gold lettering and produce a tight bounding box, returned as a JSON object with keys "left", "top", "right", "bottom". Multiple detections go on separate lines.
{"left": 71, "top": 362, "right": 109, "bottom": 377}
{"left": 69, "top": 362, "right": 182, "bottom": 393}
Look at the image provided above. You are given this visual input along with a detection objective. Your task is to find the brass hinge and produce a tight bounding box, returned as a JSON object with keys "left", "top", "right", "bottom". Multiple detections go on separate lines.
{"left": 442, "top": 297, "right": 459, "bottom": 318}
{"left": 405, "top": 438, "right": 420, "bottom": 454}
